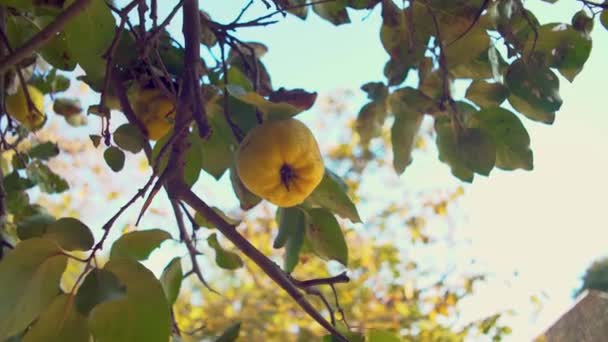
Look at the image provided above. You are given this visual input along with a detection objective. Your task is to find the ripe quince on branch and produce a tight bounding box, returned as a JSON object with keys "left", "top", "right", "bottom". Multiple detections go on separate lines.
{"left": 236, "top": 118, "right": 324, "bottom": 207}
{"left": 129, "top": 87, "right": 176, "bottom": 140}
{"left": 5, "top": 85, "right": 46, "bottom": 131}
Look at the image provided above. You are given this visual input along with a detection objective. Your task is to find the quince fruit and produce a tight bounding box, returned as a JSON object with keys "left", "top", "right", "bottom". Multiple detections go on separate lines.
{"left": 130, "top": 88, "right": 175, "bottom": 140}
{"left": 236, "top": 118, "right": 324, "bottom": 207}
{"left": 5, "top": 85, "right": 45, "bottom": 131}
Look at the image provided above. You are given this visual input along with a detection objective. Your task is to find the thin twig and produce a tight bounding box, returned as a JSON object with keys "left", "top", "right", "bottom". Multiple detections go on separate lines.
{"left": 291, "top": 272, "right": 350, "bottom": 288}
{"left": 578, "top": 0, "right": 608, "bottom": 9}
{"left": 170, "top": 199, "right": 217, "bottom": 293}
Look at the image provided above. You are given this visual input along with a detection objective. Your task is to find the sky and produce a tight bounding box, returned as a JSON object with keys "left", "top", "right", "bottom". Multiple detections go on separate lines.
{"left": 74, "top": 1, "right": 608, "bottom": 340}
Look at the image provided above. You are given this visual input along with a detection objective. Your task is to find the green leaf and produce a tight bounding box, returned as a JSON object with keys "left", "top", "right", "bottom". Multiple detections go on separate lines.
{"left": 5, "top": 15, "right": 37, "bottom": 51}
{"left": 16, "top": 213, "right": 55, "bottom": 240}
{"left": 0, "top": 0, "right": 33, "bottom": 9}
{"left": 63, "top": 0, "right": 116, "bottom": 83}
{"left": 451, "top": 46, "right": 507, "bottom": 80}
{"left": 380, "top": 1, "right": 429, "bottom": 66}
{"left": 200, "top": 103, "right": 237, "bottom": 179}
{"left": 388, "top": 87, "right": 434, "bottom": 114}
{"left": 274, "top": 207, "right": 306, "bottom": 249}
{"left": 22, "top": 294, "right": 90, "bottom": 342}
{"left": 465, "top": 80, "right": 509, "bottom": 108}
{"left": 572, "top": 10, "right": 594, "bottom": 35}
{"left": 184, "top": 133, "right": 203, "bottom": 187}
{"left": 367, "top": 329, "right": 400, "bottom": 342}
{"left": 505, "top": 59, "right": 562, "bottom": 124}
{"left": 349, "top": 0, "right": 381, "bottom": 10}
{"left": 391, "top": 110, "right": 423, "bottom": 174}
{"left": 0, "top": 238, "right": 68, "bottom": 339}
{"left": 471, "top": 107, "right": 533, "bottom": 171}
{"left": 75, "top": 269, "right": 126, "bottom": 316}
{"left": 508, "top": 94, "right": 555, "bottom": 124}
{"left": 104, "top": 146, "right": 125, "bottom": 172}
{"left": 113, "top": 124, "right": 145, "bottom": 154}
{"left": 284, "top": 216, "right": 305, "bottom": 273}
{"left": 435, "top": 118, "right": 474, "bottom": 182}
{"left": 313, "top": 0, "right": 350, "bottom": 25}
{"left": 383, "top": 58, "right": 409, "bottom": 86}
{"left": 110, "top": 229, "right": 172, "bottom": 261}
{"left": 356, "top": 101, "right": 388, "bottom": 146}
{"left": 305, "top": 208, "right": 348, "bottom": 266}
{"left": 89, "top": 134, "right": 102, "bottom": 148}
{"left": 26, "top": 160, "right": 69, "bottom": 193}
{"left": 445, "top": 27, "right": 490, "bottom": 67}
{"left": 31, "top": 72, "right": 71, "bottom": 94}
{"left": 45, "top": 217, "right": 95, "bottom": 251}
{"left": 601, "top": 10, "right": 608, "bottom": 31}
{"left": 226, "top": 85, "right": 301, "bottom": 120}
{"left": 458, "top": 128, "right": 496, "bottom": 176}
{"left": 308, "top": 169, "right": 361, "bottom": 223}
{"left": 4, "top": 171, "right": 35, "bottom": 192}
{"left": 207, "top": 233, "right": 243, "bottom": 270}
{"left": 283, "top": 0, "right": 308, "bottom": 19}
{"left": 229, "top": 163, "right": 261, "bottom": 210}
{"left": 88, "top": 259, "right": 171, "bottom": 342}
{"left": 35, "top": 16, "right": 77, "bottom": 71}
{"left": 524, "top": 24, "right": 592, "bottom": 82}
{"left": 29, "top": 142, "right": 60, "bottom": 160}
{"left": 215, "top": 322, "right": 241, "bottom": 342}
{"left": 160, "top": 258, "right": 183, "bottom": 305}
{"left": 194, "top": 207, "right": 239, "bottom": 229}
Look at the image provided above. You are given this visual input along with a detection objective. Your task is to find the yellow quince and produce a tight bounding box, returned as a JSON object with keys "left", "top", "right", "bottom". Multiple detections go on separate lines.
{"left": 236, "top": 118, "right": 324, "bottom": 207}
{"left": 5, "top": 85, "right": 46, "bottom": 131}
{"left": 130, "top": 88, "right": 175, "bottom": 140}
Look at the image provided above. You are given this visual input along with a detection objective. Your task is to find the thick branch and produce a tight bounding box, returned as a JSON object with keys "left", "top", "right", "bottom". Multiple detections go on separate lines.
{"left": 0, "top": 0, "right": 92, "bottom": 74}
{"left": 176, "top": 186, "right": 348, "bottom": 342}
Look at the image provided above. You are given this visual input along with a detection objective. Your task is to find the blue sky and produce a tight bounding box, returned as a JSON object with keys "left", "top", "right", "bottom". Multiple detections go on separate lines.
{"left": 72, "top": 1, "right": 608, "bottom": 340}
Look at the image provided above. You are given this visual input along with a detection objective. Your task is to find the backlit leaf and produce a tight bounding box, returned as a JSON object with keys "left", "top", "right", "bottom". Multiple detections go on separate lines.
{"left": 308, "top": 169, "right": 361, "bottom": 223}
{"left": 471, "top": 107, "right": 533, "bottom": 171}
{"left": 88, "top": 259, "right": 171, "bottom": 342}
{"left": 0, "top": 238, "right": 67, "bottom": 339}
{"left": 22, "top": 294, "right": 90, "bottom": 342}
{"left": 45, "top": 217, "right": 94, "bottom": 251}
{"left": 75, "top": 268, "right": 126, "bottom": 316}
{"left": 110, "top": 229, "right": 172, "bottom": 261}
{"left": 160, "top": 258, "right": 183, "bottom": 305}
{"left": 305, "top": 208, "right": 348, "bottom": 266}
{"left": 207, "top": 233, "right": 243, "bottom": 270}
{"left": 63, "top": 0, "right": 116, "bottom": 83}
{"left": 229, "top": 164, "right": 261, "bottom": 210}
{"left": 313, "top": 0, "right": 350, "bottom": 25}
{"left": 465, "top": 80, "right": 509, "bottom": 108}
{"left": 505, "top": 59, "right": 562, "bottom": 124}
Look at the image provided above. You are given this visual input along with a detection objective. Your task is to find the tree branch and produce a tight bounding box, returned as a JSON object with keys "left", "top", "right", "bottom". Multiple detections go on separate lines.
{"left": 0, "top": 0, "right": 93, "bottom": 74}
{"left": 176, "top": 186, "right": 348, "bottom": 342}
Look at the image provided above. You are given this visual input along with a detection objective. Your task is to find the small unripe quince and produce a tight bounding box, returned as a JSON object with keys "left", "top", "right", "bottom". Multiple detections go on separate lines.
{"left": 130, "top": 88, "right": 175, "bottom": 140}
{"left": 6, "top": 85, "right": 46, "bottom": 131}
{"left": 236, "top": 118, "right": 324, "bottom": 207}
